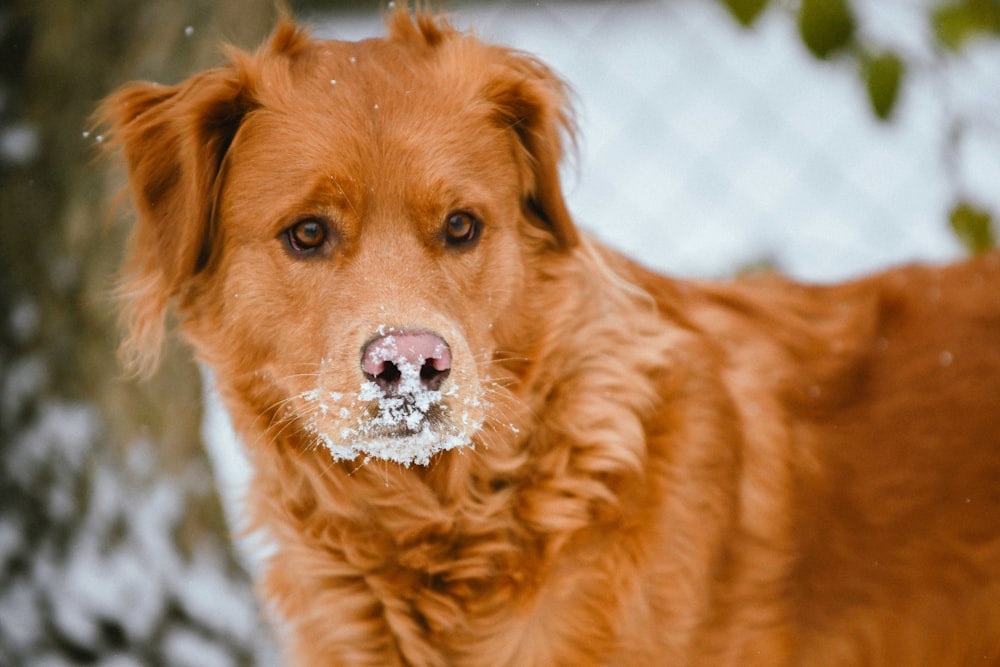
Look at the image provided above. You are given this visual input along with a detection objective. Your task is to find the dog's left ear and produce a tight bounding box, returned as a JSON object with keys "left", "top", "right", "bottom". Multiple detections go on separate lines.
{"left": 487, "top": 53, "right": 579, "bottom": 249}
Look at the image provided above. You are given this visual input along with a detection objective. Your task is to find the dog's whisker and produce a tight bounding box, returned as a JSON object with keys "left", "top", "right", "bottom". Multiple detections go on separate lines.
{"left": 259, "top": 412, "right": 302, "bottom": 450}
{"left": 260, "top": 392, "right": 307, "bottom": 420}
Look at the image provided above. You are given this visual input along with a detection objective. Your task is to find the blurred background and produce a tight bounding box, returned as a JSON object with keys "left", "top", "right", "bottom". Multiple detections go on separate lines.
{"left": 1, "top": 0, "right": 998, "bottom": 664}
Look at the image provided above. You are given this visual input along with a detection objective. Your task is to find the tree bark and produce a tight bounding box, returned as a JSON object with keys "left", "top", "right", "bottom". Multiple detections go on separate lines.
{"left": 1, "top": 1, "right": 278, "bottom": 663}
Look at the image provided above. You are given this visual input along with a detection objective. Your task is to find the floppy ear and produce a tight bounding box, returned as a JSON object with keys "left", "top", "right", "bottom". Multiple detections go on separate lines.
{"left": 98, "top": 63, "right": 255, "bottom": 374}
{"left": 487, "top": 53, "right": 579, "bottom": 249}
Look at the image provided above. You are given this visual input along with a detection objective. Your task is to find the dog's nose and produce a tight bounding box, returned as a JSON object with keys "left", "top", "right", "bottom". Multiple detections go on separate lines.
{"left": 361, "top": 331, "right": 452, "bottom": 395}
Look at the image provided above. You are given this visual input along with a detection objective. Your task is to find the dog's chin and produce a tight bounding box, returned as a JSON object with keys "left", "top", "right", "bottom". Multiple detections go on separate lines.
{"left": 295, "top": 382, "right": 485, "bottom": 467}
{"left": 364, "top": 404, "right": 446, "bottom": 439}
{"left": 314, "top": 417, "right": 480, "bottom": 468}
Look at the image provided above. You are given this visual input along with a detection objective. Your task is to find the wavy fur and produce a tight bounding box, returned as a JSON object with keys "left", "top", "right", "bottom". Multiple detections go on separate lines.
{"left": 100, "top": 6, "right": 1000, "bottom": 665}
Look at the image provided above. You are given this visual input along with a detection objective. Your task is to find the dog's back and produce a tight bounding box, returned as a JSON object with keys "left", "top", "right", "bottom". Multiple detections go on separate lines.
{"left": 631, "top": 249, "right": 1000, "bottom": 664}
{"left": 793, "top": 255, "right": 1000, "bottom": 664}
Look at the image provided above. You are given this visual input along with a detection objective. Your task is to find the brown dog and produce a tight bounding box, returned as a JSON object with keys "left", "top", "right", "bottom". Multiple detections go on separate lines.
{"left": 100, "top": 7, "right": 1000, "bottom": 666}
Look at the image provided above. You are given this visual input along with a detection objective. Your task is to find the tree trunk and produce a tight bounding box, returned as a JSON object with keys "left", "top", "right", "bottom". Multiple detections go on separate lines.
{"left": 1, "top": 1, "right": 278, "bottom": 663}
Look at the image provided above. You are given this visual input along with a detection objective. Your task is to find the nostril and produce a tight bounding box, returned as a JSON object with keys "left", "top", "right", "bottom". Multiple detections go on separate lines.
{"left": 371, "top": 360, "right": 402, "bottom": 392}
{"left": 420, "top": 358, "right": 450, "bottom": 391}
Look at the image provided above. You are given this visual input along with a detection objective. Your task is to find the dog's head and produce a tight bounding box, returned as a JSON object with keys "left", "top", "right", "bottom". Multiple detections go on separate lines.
{"left": 101, "top": 8, "right": 578, "bottom": 465}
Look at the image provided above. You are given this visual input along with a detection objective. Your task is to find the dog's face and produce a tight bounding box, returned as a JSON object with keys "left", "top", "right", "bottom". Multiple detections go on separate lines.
{"left": 199, "top": 43, "right": 537, "bottom": 464}
{"left": 103, "top": 12, "right": 577, "bottom": 464}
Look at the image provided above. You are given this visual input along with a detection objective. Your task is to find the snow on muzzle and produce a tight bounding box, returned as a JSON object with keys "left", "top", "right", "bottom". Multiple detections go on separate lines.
{"left": 296, "top": 328, "right": 484, "bottom": 467}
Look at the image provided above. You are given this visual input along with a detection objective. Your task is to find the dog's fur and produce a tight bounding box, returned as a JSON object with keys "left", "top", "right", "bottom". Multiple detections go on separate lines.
{"left": 100, "top": 7, "right": 1000, "bottom": 666}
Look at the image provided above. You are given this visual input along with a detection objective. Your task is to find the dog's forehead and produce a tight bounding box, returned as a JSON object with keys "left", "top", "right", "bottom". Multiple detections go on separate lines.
{"left": 224, "top": 35, "right": 516, "bottom": 216}
{"left": 264, "top": 34, "right": 497, "bottom": 144}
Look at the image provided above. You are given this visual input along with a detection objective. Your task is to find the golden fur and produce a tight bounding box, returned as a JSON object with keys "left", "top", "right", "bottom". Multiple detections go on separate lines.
{"left": 100, "top": 8, "right": 1000, "bottom": 666}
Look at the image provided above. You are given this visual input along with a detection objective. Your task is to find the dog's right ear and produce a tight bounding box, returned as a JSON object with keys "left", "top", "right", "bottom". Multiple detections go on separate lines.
{"left": 98, "top": 58, "right": 257, "bottom": 375}
{"left": 486, "top": 51, "right": 580, "bottom": 251}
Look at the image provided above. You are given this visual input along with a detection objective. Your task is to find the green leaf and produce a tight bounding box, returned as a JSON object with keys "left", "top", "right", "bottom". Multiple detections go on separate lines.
{"left": 933, "top": 0, "right": 1000, "bottom": 51}
{"left": 798, "top": 0, "right": 857, "bottom": 59}
{"left": 719, "top": 0, "right": 771, "bottom": 27}
{"left": 864, "top": 51, "right": 905, "bottom": 120}
{"left": 949, "top": 201, "right": 996, "bottom": 254}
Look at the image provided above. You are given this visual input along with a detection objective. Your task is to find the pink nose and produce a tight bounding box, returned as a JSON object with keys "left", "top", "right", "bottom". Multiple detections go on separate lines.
{"left": 361, "top": 331, "right": 452, "bottom": 394}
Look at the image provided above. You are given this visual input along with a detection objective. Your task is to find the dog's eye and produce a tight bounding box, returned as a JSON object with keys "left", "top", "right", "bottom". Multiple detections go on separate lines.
{"left": 285, "top": 219, "right": 328, "bottom": 255}
{"left": 443, "top": 212, "right": 481, "bottom": 248}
